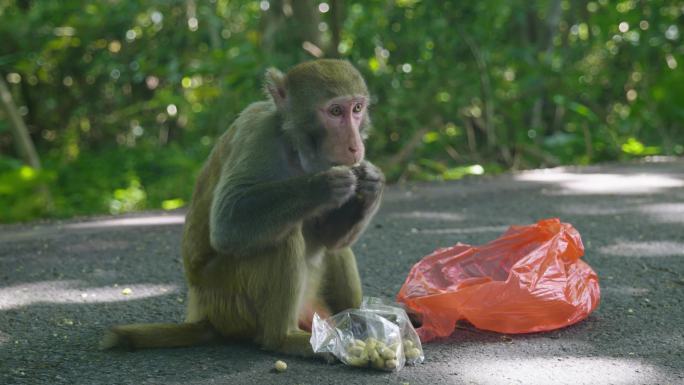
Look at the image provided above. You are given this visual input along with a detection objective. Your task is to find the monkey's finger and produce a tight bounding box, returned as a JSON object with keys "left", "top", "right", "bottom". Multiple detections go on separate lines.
{"left": 357, "top": 185, "right": 383, "bottom": 197}
{"left": 327, "top": 166, "right": 357, "bottom": 180}
{"left": 329, "top": 165, "right": 354, "bottom": 174}
{"left": 328, "top": 173, "right": 357, "bottom": 186}
{"left": 357, "top": 179, "right": 383, "bottom": 189}
{"left": 358, "top": 176, "right": 383, "bottom": 184}
{"left": 360, "top": 168, "right": 384, "bottom": 181}
{"left": 351, "top": 168, "right": 365, "bottom": 181}
{"left": 329, "top": 179, "right": 357, "bottom": 191}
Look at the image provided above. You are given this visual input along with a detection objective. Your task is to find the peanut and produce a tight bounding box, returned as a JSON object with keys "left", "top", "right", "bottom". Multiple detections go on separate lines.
{"left": 274, "top": 360, "right": 287, "bottom": 372}
{"left": 385, "top": 359, "right": 398, "bottom": 369}
{"left": 405, "top": 347, "right": 421, "bottom": 360}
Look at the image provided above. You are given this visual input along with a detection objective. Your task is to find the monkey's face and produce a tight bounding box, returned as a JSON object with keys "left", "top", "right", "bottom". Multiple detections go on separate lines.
{"left": 268, "top": 59, "right": 371, "bottom": 173}
{"left": 316, "top": 95, "right": 367, "bottom": 167}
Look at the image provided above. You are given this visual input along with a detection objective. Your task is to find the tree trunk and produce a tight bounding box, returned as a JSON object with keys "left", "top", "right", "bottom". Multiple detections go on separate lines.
{"left": 328, "top": 0, "right": 345, "bottom": 58}
{"left": 0, "top": 74, "right": 52, "bottom": 211}
{"left": 459, "top": 28, "right": 496, "bottom": 149}
{"left": 261, "top": 0, "right": 322, "bottom": 61}
{"left": 291, "top": 0, "right": 321, "bottom": 48}
{"left": 261, "top": 0, "right": 286, "bottom": 55}
{"left": 0, "top": 74, "right": 41, "bottom": 169}
{"left": 529, "top": 0, "right": 563, "bottom": 136}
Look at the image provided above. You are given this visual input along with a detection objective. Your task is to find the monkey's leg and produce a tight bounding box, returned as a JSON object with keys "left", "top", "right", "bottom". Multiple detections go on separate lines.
{"left": 184, "top": 286, "right": 207, "bottom": 323}
{"left": 256, "top": 233, "right": 315, "bottom": 357}
{"left": 321, "top": 248, "right": 363, "bottom": 313}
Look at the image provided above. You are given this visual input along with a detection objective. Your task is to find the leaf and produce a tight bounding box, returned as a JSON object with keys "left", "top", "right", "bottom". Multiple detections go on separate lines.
{"left": 567, "top": 102, "right": 598, "bottom": 122}
{"left": 621, "top": 138, "right": 661, "bottom": 156}
{"left": 162, "top": 198, "right": 185, "bottom": 210}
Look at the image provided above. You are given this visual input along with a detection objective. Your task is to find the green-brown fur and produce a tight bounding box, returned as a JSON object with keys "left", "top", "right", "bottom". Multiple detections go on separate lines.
{"left": 285, "top": 59, "right": 369, "bottom": 108}
{"left": 101, "top": 60, "right": 381, "bottom": 356}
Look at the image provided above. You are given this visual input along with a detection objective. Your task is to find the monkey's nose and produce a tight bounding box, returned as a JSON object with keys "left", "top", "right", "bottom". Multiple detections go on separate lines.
{"left": 348, "top": 146, "right": 358, "bottom": 153}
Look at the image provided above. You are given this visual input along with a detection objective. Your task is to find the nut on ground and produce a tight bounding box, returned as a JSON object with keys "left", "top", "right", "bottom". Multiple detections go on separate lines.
{"left": 274, "top": 360, "right": 287, "bottom": 372}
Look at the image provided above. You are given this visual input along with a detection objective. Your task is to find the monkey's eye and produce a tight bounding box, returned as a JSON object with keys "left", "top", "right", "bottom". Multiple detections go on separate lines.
{"left": 329, "top": 105, "right": 343, "bottom": 116}
{"left": 353, "top": 103, "right": 363, "bottom": 113}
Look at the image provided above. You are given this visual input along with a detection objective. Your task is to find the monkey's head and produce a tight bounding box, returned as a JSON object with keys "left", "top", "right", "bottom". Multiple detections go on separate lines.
{"left": 265, "top": 59, "right": 370, "bottom": 173}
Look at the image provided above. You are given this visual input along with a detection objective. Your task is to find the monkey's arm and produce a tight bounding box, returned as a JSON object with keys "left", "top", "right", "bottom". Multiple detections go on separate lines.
{"left": 210, "top": 166, "right": 356, "bottom": 257}
{"left": 306, "top": 161, "right": 384, "bottom": 250}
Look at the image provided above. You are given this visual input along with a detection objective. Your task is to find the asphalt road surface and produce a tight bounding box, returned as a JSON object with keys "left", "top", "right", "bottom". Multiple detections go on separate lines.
{"left": 1, "top": 158, "right": 683, "bottom": 385}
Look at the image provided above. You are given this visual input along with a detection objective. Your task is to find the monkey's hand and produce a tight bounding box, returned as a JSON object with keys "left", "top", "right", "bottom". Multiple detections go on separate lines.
{"left": 318, "top": 166, "right": 358, "bottom": 209}
{"left": 304, "top": 163, "right": 381, "bottom": 250}
{"left": 351, "top": 160, "right": 385, "bottom": 209}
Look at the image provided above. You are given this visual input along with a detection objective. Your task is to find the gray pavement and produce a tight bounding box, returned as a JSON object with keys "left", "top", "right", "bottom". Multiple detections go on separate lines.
{"left": 1, "top": 158, "right": 683, "bottom": 385}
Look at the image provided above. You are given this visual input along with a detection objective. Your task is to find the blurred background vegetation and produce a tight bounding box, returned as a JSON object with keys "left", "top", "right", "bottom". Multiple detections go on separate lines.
{"left": 0, "top": 0, "right": 682, "bottom": 223}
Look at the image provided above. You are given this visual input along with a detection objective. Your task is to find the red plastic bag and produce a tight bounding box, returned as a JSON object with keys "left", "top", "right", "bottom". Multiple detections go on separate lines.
{"left": 397, "top": 218, "right": 600, "bottom": 342}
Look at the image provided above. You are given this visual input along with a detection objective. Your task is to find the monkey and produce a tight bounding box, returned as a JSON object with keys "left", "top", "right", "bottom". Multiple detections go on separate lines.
{"left": 100, "top": 59, "right": 384, "bottom": 358}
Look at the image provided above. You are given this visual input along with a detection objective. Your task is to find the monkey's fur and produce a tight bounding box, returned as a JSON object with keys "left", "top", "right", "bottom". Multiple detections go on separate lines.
{"left": 101, "top": 60, "right": 384, "bottom": 357}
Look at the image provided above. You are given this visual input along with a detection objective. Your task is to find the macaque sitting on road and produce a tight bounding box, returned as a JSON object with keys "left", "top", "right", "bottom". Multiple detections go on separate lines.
{"left": 101, "top": 59, "right": 384, "bottom": 357}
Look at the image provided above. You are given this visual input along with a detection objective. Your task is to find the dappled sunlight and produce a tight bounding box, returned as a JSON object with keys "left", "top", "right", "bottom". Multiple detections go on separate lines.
{"left": 65, "top": 214, "right": 185, "bottom": 229}
{"left": 638, "top": 203, "right": 684, "bottom": 224}
{"left": 557, "top": 203, "right": 630, "bottom": 216}
{"left": 601, "top": 285, "right": 650, "bottom": 296}
{"left": 0, "top": 280, "right": 178, "bottom": 310}
{"left": 0, "top": 214, "right": 186, "bottom": 243}
{"left": 391, "top": 211, "right": 465, "bottom": 221}
{"left": 413, "top": 225, "right": 508, "bottom": 235}
{"left": 516, "top": 169, "right": 684, "bottom": 195}
{"left": 557, "top": 201, "right": 684, "bottom": 227}
{"left": 455, "top": 356, "right": 662, "bottom": 385}
{"left": 598, "top": 241, "right": 684, "bottom": 257}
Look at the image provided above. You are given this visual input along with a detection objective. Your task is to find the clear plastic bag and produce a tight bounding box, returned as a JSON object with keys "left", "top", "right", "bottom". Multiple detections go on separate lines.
{"left": 397, "top": 218, "right": 601, "bottom": 342}
{"left": 310, "top": 297, "right": 424, "bottom": 371}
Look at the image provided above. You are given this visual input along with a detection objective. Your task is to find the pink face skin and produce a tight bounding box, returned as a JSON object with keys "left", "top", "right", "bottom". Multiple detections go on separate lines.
{"left": 317, "top": 95, "right": 367, "bottom": 166}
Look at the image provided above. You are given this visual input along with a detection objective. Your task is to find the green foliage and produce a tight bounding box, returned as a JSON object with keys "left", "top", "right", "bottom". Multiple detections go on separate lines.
{"left": 621, "top": 137, "right": 661, "bottom": 156}
{"left": 0, "top": 0, "right": 683, "bottom": 222}
{"left": 0, "top": 159, "right": 53, "bottom": 221}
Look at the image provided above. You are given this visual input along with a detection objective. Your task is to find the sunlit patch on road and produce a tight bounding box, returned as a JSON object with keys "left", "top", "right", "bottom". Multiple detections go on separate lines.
{"left": 65, "top": 215, "right": 185, "bottom": 229}
{"left": 0, "top": 280, "right": 178, "bottom": 310}
{"left": 637, "top": 203, "right": 684, "bottom": 224}
{"left": 601, "top": 286, "right": 650, "bottom": 296}
{"left": 390, "top": 211, "right": 466, "bottom": 221}
{"left": 516, "top": 170, "right": 683, "bottom": 195}
{"left": 455, "top": 356, "right": 662, "bottom": 385}
{"left": 0, "top": 214, "right": 186, "bottom": 243}
{"left": 413, "top": 225, "right": 508, "bottom": 235}
{"left": 598, "top": 241, "right": 684, "bottom": 258}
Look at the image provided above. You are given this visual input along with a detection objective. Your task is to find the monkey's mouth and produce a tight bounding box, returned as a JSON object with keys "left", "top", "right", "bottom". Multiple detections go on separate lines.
{"left": 330, "top": 159, "right": 360, "bottom": 168}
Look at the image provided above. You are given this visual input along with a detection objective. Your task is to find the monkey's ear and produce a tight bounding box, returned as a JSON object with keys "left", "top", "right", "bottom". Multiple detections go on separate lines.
{"left": 264, "top": 68, "right": 287, "bottom": 110}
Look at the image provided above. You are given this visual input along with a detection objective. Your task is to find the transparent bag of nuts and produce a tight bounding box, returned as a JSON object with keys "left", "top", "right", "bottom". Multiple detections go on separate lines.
{"left": 310, "top": 297, "right": 424, "bottom": 371}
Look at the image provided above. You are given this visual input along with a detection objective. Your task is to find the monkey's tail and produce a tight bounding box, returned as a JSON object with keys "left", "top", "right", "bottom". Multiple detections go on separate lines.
{"left": 99, "top": 320, "right": 219, "bottom": 350}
